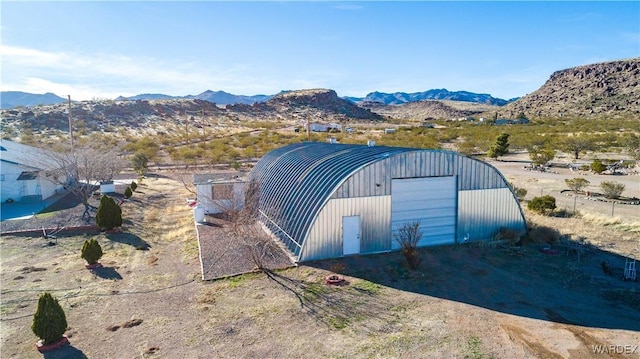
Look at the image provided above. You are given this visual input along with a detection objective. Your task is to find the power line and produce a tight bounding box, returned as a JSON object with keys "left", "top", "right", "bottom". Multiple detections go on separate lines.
{"left": 0, "top": 278, "right": 197, "bottom": 322}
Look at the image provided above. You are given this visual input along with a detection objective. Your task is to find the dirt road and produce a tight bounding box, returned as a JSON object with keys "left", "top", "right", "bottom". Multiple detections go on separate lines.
{"left": 492, "top": 153, "right": 639, "bottom": 225}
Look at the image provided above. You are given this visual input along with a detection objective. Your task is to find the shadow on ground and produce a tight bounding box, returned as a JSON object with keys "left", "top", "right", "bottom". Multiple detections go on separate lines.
{"left": 305, "top": 241, "right": 640, "bottom": 332}
{"left": 105, "top": 232, "right": 151, "bottom": 250}
{"left": 264, "top": 270, "right": 398, "bottom": 332}
{"left": 42, "top": 344, "right": 87, "bottom": 359}
{"left": 90, "top": 266, "right": 123, "bottom": 280}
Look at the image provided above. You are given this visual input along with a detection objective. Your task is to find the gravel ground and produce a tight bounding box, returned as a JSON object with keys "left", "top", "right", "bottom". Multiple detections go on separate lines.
{"left": 196, "top": 214, "right": 295, "bottom": 280}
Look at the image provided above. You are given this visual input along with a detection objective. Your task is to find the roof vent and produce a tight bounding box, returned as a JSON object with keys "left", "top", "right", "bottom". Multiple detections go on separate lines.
{"left": 367, "top": 140, "right": 375, "bottom": 147}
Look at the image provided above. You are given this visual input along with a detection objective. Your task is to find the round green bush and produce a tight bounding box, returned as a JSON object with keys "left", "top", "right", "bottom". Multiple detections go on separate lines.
{"left": 527, "top": 195, "right": 557, "bottom": 215}
{"left": 124, "top": 186, "right": 133, "bottom": 199}
{"left": 130, "top": 181, "right": 138, "bottom": 192}
{"left": 81, "top": 239, "right": 103, "bottom": 265}
{"left": 32, "top": 292, "right": 67, "bottom": 345}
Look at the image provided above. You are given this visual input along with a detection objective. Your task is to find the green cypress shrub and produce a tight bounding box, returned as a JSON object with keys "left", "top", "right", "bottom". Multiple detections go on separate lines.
{"left": 81, "top": 239, "right": 103, "bottom": 265}
{"left": 124, "top": 186, "right": 133, "bottom": 199}
{"left": 130, "top": 181, "right": 138, "bottom": 192}
{"left": 95, "top": 195, "right": 123, "bottom": 230}
{"left": 32, "top": 292, "right": 67, "bottom": 345}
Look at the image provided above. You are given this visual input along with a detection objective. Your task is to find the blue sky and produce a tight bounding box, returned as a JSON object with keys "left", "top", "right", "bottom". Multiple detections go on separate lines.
{"left": 1, "top": 1, "right": 639, "bottom": 100}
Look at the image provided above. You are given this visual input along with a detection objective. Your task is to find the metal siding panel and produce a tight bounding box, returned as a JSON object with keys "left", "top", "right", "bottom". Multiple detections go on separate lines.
{"left": 391, "top": 177, "right": 457, "bottom": 248}
{"left": 457, "top": 188, "right": 527, "bottom": 242}
{"left": 302, "top": 196, "right": 391, "bottom": 261}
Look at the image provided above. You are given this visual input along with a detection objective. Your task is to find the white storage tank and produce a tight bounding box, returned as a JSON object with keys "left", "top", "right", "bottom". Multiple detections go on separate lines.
{"left": 100, "top": 181, "right": 116, "bottom": 193}
{"left": 194, "top": 204, "right": 205, "bottom": 223}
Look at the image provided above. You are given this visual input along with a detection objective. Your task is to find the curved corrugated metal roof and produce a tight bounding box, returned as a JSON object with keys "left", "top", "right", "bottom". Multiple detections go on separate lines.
{"left": 249, "top": 142, "right": 456, "bottom": 257}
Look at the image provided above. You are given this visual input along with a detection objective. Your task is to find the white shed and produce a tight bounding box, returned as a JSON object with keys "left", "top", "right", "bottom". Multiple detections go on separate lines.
{"left": 193, "top": 173, "right": 247, "bottom": 214}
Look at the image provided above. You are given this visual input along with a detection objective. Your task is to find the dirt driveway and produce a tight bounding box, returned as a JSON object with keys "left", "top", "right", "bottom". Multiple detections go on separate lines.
{"left": 492, "top": 153, "right": 639, "bottom": 226}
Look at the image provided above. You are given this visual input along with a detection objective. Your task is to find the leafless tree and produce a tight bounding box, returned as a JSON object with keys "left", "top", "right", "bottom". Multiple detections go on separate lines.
{"left": 393, "top": 221, "right": 423, "bottom": 270}
{"left": 221, "top": 179, "right": 282, "bottom": 271}
{"left": 36, "top": 142, "right": 124, "bottom": 220}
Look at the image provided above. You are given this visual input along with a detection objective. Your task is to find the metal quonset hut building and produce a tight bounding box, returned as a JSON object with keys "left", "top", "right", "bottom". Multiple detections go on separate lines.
{"left": 250, "top": 142, "right": 526, "bottom": 262}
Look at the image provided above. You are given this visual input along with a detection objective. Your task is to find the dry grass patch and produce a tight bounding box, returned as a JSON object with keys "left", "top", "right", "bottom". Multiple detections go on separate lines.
{"left": 579, "top": 211, "right": 640, "bottom": 233}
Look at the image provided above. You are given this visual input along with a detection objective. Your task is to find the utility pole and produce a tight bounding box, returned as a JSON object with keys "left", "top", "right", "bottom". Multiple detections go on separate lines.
{"left": 67, "top": 95, "right": 74, "bottom": 147}
{"left": 185, "top": 117, "right": 189, "bottom": 145}
{"left": 306, "top": 109, "right": 311, "bottom": 142}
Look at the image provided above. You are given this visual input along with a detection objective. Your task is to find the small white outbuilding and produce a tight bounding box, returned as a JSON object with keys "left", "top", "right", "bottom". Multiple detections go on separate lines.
{"left": 193, "top": 173, "right": 247, "bottom": 215}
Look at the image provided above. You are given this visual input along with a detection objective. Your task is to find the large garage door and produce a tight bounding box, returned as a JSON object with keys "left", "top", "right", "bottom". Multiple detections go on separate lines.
{"left": 391, "top": 176, "right": 457, "bottom": 249}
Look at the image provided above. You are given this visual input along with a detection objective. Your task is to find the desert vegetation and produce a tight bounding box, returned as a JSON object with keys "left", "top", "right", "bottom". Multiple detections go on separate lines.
{"left": 2, "top": 176, "right": 638, "bottom": 358}
{"left": 1, "top": 69, "right": 639, "bottom": 357}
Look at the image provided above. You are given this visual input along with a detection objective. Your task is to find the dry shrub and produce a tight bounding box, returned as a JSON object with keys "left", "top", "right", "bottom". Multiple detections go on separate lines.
{"left": 197, "top": 289, "right": 217, "bottom": 305}
{"left": 495, "top": 227, "right": 522, "bottom": 245}
{"left": 526, "top": 225, "right": 562, "bottom": 244}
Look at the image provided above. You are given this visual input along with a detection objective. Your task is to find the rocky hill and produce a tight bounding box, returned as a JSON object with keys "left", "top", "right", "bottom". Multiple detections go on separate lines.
{"left": 265, "top": 89, "right": 382, "bottom": 120}
{"left": 0, "top": 89, "right": 382, "bottom": 136}
{"left": 363, "top": 100, "right": 499, "bottom": 121}
{"left": 495, "top": 58, "right": 640, "bottom": 119}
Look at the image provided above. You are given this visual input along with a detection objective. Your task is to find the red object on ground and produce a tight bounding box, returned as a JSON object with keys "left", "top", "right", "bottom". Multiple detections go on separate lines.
{"left": 36, "top": 335, "right": 69, "bottom": 352}
{"left": 85, "top": 262, "right": 103, "bottom": 269}
{"left": 324, "top": 274, "right": 345, "bottom": 285}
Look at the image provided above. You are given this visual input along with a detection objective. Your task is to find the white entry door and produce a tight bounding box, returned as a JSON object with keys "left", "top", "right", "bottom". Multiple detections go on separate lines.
{"left": 342, "top": 215, "right": 361, "bottom": 255}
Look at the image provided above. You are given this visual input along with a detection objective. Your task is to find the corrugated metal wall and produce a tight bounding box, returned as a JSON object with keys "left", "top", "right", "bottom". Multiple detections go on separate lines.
{"left": 303, "top": 196, "right": 391, "bottom": 261}
{"left": 308, "top": 151, "right": 526, "bottom": 260}
{"left": 457, "top": 188, "right": 527, "bottom": 242}
{"left": 390, "top": 151, "right": 457, "bottom": 178}
{"left": 332, "top": 152, "right": 509, "bottom": 200}
{"left": 250, "top": 143, "right": 526, "bottom": 262}
{"left": 331, "top": 160, "right": 391, "bottom": 198}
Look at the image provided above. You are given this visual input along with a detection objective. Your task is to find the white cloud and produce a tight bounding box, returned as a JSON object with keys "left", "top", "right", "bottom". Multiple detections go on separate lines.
{"left": 333, "top": 4, "right": 363, "bottom": 11}
{"left": 621, "top": 32, "right": 640, "bottom": 45}
{"left": 0, "top": 44, "right": 271, "bottom": 100}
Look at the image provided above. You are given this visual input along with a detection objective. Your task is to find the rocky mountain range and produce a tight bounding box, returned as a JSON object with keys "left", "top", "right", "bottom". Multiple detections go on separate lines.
{"left": 114, "top": 90, "right": 272, "bottom": 105}
{"left": 347, "top": 89, "right": 513, "bottom": 106}
{"left": 493, "top": 58, "right": 640, "bottom": 119}
{"left": 1, "top": 88, "right": 508, "bottom": 110}
{"left": 2, "top": 58, "right": 638, "bottom": 134}
{"left": 0, "top": 89, "right": 381, "bottom": 134}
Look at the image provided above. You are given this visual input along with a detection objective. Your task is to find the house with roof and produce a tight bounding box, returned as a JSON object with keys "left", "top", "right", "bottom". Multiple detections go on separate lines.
{"left": 0, "top": 140, "right": 67, "bottom": 203}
